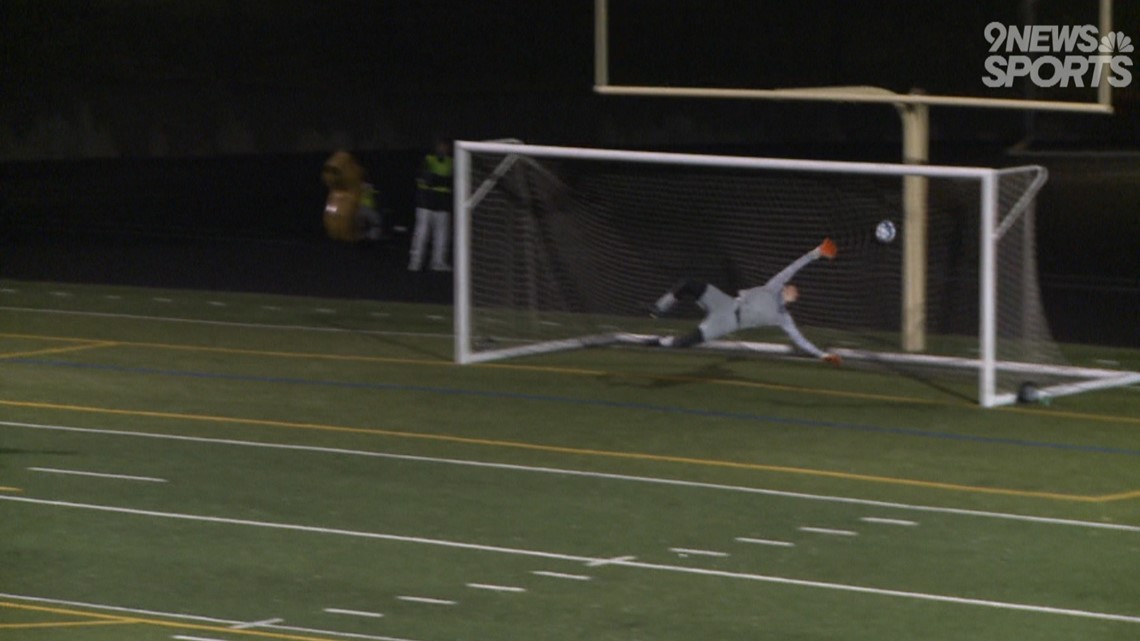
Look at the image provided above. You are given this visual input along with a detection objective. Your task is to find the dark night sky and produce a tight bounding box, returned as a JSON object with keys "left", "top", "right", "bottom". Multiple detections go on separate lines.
{"left": 4, "top": 1, "right": 594, "bottom": 93}
{"left": 2, "top": 0, "right": 1136, "bottom": 158}
{"left": 6, "top": 1, "right": 1123, "bottom": 92}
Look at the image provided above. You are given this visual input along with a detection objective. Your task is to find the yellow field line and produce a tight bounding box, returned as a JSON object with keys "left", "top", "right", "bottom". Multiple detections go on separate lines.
{"left": 0, "top": 601, "right": 134, "bottom": 628}
{"left": 0, "top": 486, "right": 23, "bottom": 493}
{"left": 1, "top": 398, "right": 1133, "bottom": 503}
{"left": 0, "top": 333, "right": 104, "bottom": 343}
{"left": 1092, "top": 489, "right": 1140, "bottom": 501}
{"left": 0, "top": 340, "right": 119, "bottom": 360}
{"left": 0, "top": 332, "right": 443, "bottom": 366}
{"left": 0, "top": 619, "right": 133, "bottom": 629}
{"left": 0, "top": 600, "right": 338, "bottom": 641}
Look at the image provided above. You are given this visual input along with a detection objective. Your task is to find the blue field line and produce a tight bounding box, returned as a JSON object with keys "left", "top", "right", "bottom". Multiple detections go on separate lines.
{"left": 11, "top": 357, "right": 1140, "bottom": 457}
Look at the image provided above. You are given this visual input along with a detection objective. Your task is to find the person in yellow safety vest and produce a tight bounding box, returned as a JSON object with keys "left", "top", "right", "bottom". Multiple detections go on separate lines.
{"left": 408, "top": 137, "right": 453, "bottom": 271}
{"left": 321, "top": 150, "right": 382, "bottom": 243}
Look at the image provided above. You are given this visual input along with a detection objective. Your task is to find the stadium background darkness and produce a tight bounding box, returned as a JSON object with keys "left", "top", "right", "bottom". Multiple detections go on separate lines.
{"left": 1, "top": 1, "right": 1136, "bottom": 346}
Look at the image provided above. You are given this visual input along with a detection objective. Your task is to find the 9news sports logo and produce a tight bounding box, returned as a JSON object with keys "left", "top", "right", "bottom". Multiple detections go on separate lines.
{"left": 982, "top": 23, "right": 1133, "bottom": 88}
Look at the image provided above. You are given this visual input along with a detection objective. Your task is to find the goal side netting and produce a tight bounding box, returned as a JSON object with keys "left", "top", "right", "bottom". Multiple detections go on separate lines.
{"left": 454, "top": 142, "right": 1139, "bottom": 407}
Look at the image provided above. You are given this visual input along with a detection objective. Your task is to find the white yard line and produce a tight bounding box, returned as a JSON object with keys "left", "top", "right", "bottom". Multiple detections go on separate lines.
{"left": 5, "top": 420, "right": 1139, "bottom": 534}
{"left": 586, "top": 555, "right": 637, "bottom": 567}
{"left": 396, "top": 596, "right": 457, "bottom": 606}
{"left": 324, "top": 608, "right": 384, "bottom": 618}
{"left": 28, "top": 467, "right": 167, "bottom": 483}
{"left": 467, "top": 583, "right": 526, "bottom": 593}
{"left": 735, "top": 537, "right": 796, "bottom": 547}
{"left": 4, "top": 496, "right": 1140, "bottom": 625}
{"left": 230, "top": 617, "right": 284, "bottom": 629}
{"left": 861, "top": 517, "right": 919, "bottom": 527}
{"left": 0, "top": 495, "right": 593, "bottom": 563}
{"left": 669, "top": 547, "right": 728, "bottom": 557}
{"left": 799, "top": 527, "right": 859, "bottom": 537}
{"left": 531, "top": 571, "right": 593, "bottom": 581}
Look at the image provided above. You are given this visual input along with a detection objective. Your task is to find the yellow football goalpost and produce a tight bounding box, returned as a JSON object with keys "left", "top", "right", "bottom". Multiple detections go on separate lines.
{"left": 592, "top": 0, "right": 1116, "bottom": 354}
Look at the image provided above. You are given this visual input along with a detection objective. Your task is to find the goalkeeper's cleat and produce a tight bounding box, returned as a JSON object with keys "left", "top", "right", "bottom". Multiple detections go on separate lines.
{"left": 650, "top": 292, "right": 677, "bottom": 318}
{"left": 819, "top": 238, "right": 838, "bottom": 259}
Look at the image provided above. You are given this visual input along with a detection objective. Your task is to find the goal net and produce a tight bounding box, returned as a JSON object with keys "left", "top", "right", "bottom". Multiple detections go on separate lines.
{"left": 454, "top": 141, "right": 1139, "bottom": 407}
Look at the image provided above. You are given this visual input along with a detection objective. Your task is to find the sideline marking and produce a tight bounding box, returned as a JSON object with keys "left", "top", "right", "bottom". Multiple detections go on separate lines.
{"left": 2, "top": 401, "right": 1133, "bottom": 503}
{"left": 29, "top": 467, "right": 167, "bottom": 483}
{"left": 5, "top": 420, "right": 1140, "bottom": 529}
{"left": 4, "top": 497, "right": 1139, "bottom": 625}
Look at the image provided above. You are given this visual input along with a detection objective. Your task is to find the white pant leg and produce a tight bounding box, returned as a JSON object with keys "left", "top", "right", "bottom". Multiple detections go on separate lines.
{"left": 429, "top": 209, "right": 451, "bottom": 270}
{"left": 358, "top": 206, "right": 382, "bottom": 240}
{"left": 409, "top": 208, "right": 432, "bottom": 270}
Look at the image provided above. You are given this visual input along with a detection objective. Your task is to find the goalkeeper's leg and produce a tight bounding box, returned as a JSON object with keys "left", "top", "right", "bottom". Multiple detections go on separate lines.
{"left": 652, "top": 280, "right": 732, "bottom": 316}
{"left": 658, "top": 300, "right": 738, "bottom": 348}
{"left": 659, "top": 311, "right": 737, "bottom": 348}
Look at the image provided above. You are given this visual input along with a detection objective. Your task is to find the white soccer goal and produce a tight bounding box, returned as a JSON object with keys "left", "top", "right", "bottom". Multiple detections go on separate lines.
{"left": 454, "top": 141, "right": 1140, "bottom": 407}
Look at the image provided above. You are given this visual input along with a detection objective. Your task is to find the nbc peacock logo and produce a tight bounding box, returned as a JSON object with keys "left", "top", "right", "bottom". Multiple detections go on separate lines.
{"left": 1098, "top": 31, "right": 1134, "bottom": 54}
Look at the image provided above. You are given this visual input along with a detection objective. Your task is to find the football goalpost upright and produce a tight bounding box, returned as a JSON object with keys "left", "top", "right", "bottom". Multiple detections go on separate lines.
{"left": 454, "top": 141, "right": 1140, "bottom": 408}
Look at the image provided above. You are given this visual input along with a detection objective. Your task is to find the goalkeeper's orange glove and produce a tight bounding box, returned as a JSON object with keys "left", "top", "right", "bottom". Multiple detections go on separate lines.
{"left": 819, "top": 237, "right": 838, "bottom": 259}
{"left": 822, "top": 353, "right": 842, "bottom": 366}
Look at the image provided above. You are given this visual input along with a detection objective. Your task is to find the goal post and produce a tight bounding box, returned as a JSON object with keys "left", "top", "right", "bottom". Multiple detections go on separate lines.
{"left": 454, "top": 141, "right": 1139, "bottom": 407}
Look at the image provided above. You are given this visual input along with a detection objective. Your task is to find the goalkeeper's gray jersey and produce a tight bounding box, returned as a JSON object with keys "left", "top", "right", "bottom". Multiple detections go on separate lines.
{"left": 737, "top": 285, "right": 784, "bottom": 329}
{"left": 736, "top": 285, "right": 825, "bottom": 358}
{"left": 688, "top": 245, "right": 826, "bottom": 357}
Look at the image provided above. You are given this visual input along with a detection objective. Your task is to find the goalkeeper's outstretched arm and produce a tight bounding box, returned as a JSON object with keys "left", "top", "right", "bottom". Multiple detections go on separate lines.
{"left": 765, "top": 238, "right": 837, "bottom": 289}
{"left": 779, "top": 315, "right": 840, "bottom": 364}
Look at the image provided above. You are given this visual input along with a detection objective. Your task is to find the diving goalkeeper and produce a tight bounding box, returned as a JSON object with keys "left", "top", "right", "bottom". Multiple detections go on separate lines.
{"left": 650, "top": 238, "right": 841, "bottom": 365}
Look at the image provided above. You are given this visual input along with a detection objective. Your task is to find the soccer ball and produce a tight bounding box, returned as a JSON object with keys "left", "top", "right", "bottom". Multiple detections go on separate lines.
{"left": 875, "top": 220, "right": 897, "bottom": 244}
